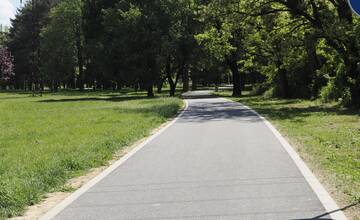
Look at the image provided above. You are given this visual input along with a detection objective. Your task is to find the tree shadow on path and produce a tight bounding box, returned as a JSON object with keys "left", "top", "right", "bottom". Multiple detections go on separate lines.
{"left": 291, "top": 201, "right": 359, "bottom": 220}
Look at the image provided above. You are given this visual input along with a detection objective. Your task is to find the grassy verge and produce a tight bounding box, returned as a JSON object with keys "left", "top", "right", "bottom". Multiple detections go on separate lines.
{"left": 216, "top": 91, "right": 360, "bottom": 219}
{"left": 0, "top": 90, "right": 182, "bottom": 219}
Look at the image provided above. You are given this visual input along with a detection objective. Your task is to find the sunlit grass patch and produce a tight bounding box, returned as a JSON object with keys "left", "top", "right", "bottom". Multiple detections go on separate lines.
{"left": 0, "top": 91, "right": 182, "bottom": 219}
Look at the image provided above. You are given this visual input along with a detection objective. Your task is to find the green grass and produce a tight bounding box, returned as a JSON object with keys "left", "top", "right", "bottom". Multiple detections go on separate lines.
{"left": 0, "top": 90, "right": 182, "bottom": 219}
{"left": 216, "top": 91, "right": 360, "bottom": 217}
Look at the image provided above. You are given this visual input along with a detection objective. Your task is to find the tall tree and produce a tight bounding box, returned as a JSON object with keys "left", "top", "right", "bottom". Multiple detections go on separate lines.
{"left": 196, "top": 0, "right": 248, "bottom": 96}
{"left": 8, "top": 0, "right": 59, "bottom": 90}
{"left": 0, "top": 47, "right": 14, "bottom": 89}
{"left": 41, "top": 0, "right": 84, "bottom": 91}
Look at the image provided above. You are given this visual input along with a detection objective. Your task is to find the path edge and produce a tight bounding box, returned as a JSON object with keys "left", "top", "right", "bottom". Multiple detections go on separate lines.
{"left": 223, "top": 98, "right": 347, "bottom": 220}
{"left": 39, "top": 100, "right": 189, "bottom": 220}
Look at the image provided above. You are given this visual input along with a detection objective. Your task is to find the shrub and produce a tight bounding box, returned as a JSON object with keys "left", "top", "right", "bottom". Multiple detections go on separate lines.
{"left": 263, "top": 87, "right": 275, "bottom": 99}
{"left": 319, "top": 63, "right": 352, "bottom": 106}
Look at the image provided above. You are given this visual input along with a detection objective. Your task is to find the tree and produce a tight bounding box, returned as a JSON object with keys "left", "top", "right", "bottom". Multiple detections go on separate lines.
{"left": 8, "top": 0, "right": 59, "bottom": 90}
{"left": 41, "top": 0, "right": 84, "bottom": 91}
{"left": 0, "top": 32, "right": 7, "bottom": 47}
{"left": 196, "top": 0, "right": 248, "bottom": 96}
{"left": 0, "top": 47, "right": 14, "bottom": 89}
{"left": 238, "top": 0, "right": 360, "bottom": 104}
{"left": 4, "top": 0, "right": 359, "bottom": 106}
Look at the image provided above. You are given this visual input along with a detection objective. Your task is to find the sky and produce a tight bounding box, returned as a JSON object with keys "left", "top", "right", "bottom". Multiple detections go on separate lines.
{"left": 0, "top": 0, "right": 28, "bottom": 26}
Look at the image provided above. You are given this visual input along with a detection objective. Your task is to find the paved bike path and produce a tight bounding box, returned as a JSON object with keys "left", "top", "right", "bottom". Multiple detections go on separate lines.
{"left": 49, "top": 96, "right": 342, "bottom": 220}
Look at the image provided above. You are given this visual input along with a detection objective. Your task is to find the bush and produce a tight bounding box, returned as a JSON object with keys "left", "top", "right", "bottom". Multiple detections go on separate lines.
{"left": 320, "top": 80, "right": 352, "bottom": 105}
{"left": 263, "top": 87, "right": 275, "bottom": 99}
{"left": 319, "top": 64, "right": 352, "bottom": 106}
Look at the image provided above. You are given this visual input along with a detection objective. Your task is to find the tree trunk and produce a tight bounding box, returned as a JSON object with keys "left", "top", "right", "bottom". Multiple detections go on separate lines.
{"left": 279, "top": 68, "right": 290, "bottom": 98}
{"left": 166, "top": 57, "right": 176, "bottom": 97}
{"left": 350, "top": 83, "right": 360, "bottom": 107}
{"left": 240, "top": 72, "right": 246, "bottom": 91}
{"left": 169, "top": 79, "right": 176, "bottom": 96}
{"left": 75, "top": 23, "right": 84, "bottom": 91}
{"left": 192, "top": 78, "right": 197, "bottom": 91}
{"left": 157, "top": 78, "right": 164, "bottom": 93}
{"left": 227, "top": 58, "right": 241, "bottom": 96}
{"left": 116, "top": 81, "right": 122, "bottom": 91}
{"left": 147, "top": 84, "right": 154, "bottom": 97}
{"left": 182, "top": 62, "right": 189, "bottom": 92}
{"left": 347, "top": 59, "right": 360, "bottom": 106}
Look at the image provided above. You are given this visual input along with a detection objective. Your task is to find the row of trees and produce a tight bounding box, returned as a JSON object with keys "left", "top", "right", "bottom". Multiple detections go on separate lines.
{"left": 196, "top": 0, "right": 360, "bottom": 106}
{"left": 1, "top": 0, "right": 360, "bottom": 106}
{"left": 5, "top": 0, "right": 209, "bottom": 97}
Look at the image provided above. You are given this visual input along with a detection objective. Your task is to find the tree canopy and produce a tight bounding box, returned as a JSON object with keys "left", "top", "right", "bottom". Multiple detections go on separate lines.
{"left": 3, "top": 0, "right": 360, "bottom": 106}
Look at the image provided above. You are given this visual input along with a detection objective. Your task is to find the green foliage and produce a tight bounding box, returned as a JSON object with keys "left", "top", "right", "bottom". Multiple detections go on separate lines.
{"left": 41, "top": 0, "right": 84, "bottom": 91}
{"left": 320, "top": 64, "right": 352, "bottom": 106}
{"left": 195, "top": 23, "right": 235, "bottom": 60}
{"left": 320, "top": 79, "right": 351, "bottom": 105}
{"left": 4, "top": 0, "right": 360, "bottom": 105}
{"left": 7, "top": 0, "right": 59, "bottom": 90}
{"left": 0, "top": 91, "right": 182, "bottom": 218}
{"left": 2, "top": 0, "right": 360, "bottom": 217}
{"left": 0, "top": 33, "right": 7, "bottom": 47}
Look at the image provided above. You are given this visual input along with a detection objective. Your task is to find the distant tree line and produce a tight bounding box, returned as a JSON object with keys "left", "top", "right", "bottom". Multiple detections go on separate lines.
{"left": 1, "top": 0, "right": 360, "bottom": 106}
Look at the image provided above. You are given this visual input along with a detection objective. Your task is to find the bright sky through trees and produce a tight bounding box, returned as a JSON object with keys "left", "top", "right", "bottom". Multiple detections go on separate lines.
{"left": 0, "top": 0, "right": 27, "bottom": 26}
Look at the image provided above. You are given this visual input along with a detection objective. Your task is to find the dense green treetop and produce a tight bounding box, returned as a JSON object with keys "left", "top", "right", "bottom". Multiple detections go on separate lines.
{"left": 3, "top": 0, "right": 360, "bottom": 106}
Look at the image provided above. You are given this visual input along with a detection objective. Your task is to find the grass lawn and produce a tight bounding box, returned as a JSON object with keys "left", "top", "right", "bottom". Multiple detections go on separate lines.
{"left": 216, "top": 91, "right": 360, "bottom": 219}
{"left": 0, "top": 90, "right": 182, "bottom": 219}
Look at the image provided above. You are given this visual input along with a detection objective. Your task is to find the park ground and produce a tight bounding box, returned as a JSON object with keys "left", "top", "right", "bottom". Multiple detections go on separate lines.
{"left": 0, "top": 90, "right": 182, "bottom": 219}
{"left": 0, "top": 89, "right": 359, "bottom": 219}
{"left": 216, "top": 90, "right": 360, "bottom": 219}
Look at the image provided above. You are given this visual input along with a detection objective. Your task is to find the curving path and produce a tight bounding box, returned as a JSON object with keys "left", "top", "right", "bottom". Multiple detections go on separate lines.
{"left": 45, "top": 92, "right": 345, "bottom": 220}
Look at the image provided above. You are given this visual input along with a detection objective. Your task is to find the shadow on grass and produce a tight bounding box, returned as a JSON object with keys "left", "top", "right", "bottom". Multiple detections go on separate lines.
{"left": 1, "top": 88, "right": 185, "bottom": 100}
{"left": 216, "top": 93, "right": 360, "bottom": 120}
{"left": 38, "top": 95, "right": 155, "bottom": 103}
{"left": 249, "top": 103, "right": 359, "bottom": 121}
{"left": 0, "top": 89, "right": 138, "bottom": 97}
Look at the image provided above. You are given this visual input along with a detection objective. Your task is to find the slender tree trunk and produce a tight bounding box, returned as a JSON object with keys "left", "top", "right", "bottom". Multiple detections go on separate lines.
{"left": 157, "top": 78, "right": 164, "bottom": 93}
{"left": 77, "top": 55, "right": 84, "bottom": 91}
{"left": 181, "top": 59, "right": 189, "bottom": 92}
{"left": 166, "top": 57, "right": 176, "bottom": 96}
{"left": 192, "top": 78, "right": 197, "bottom": 91}
{"left": 116, "top": 81, "right": 122, "bottom": 91}
{"left": 75, "top": 24, "right": 84, "bottom": 91}
{"left": 305, "top": 34, "right": 321, "bottom": 97}
{"left": 147, "top": 83, "right": 154, "bottom": 97}
{"left": 50, "top": 80, "right": 55, "bottom": 92}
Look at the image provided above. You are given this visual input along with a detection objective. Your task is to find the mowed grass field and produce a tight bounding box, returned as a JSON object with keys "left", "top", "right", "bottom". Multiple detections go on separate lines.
{"left": 0, "top": 91, "right": 182, "bottom": 219}
{"left": 217, "top": 91, "right": 360, "bottom": 218}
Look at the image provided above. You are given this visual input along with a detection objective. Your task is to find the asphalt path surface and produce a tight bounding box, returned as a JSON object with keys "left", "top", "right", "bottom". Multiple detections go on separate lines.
{"left": 52, "top": 92, "right": 335, "bottom": 220}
